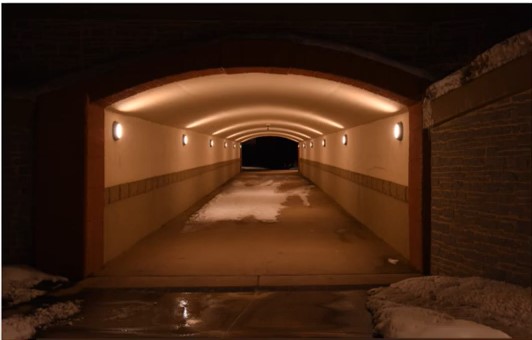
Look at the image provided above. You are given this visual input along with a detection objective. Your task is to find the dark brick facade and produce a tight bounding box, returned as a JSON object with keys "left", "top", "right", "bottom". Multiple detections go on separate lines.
{"left": 3, "top": 4, "right": 530, "bottom": 90}
{"left": 431, "top": 89, "right": 531, "bottom": 286}
{"left": 2, "top": 98, "right": 36, "bottom": 264}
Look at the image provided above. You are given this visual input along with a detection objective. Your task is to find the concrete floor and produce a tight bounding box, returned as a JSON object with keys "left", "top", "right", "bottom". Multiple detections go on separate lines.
{"left": 90, "top": 170, "right": 416, "bottom": 289}
{"left": 38, "top": 171, "right": 418, "bottom": 338}
{"left": 40, "top": 288, "right": 375, "bottom": 338}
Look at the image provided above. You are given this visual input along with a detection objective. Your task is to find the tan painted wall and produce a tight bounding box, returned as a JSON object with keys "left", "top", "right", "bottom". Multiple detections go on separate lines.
{"left": 301, "top": 112, "right": 409, "bottom": 186}
{"left": 300, "top": 112, "right": 410, "bottom": 258}
{"left": 104, "top": 111, "right": 240, "bottom": 262}
{"left": 105, "top": 111, "right": 239, "bottom": 187}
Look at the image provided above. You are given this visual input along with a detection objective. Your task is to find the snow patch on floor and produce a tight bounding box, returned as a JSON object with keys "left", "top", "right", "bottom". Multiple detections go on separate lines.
{"left": 185, "top": 177, "right": 312, "bottom": 230}
{"left": 367, "top": 275, "right": 532, "bottom": 338}
{"left": 2, "top": 266, "right": 68, "bottom": 305}
{"left": 2, "top": 301, "right": 81, "bottom": 340}
{"left": 373, "top": 305, "right": 510, "bottom": 338}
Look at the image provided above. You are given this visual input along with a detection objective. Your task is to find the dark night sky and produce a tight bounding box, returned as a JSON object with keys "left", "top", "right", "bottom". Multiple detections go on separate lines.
{"left": 242, "top": 137, "right": 298, "bottom": 170}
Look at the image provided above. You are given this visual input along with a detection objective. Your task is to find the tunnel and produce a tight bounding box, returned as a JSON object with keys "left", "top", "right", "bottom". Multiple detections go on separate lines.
{"left": 29, "top": 37, "right": 430, "bottom": 283}
{"left": 4, "top": 5, "right": 529, "bottom": 291}
{"left": 87, "top": 70, "right": 417, "bottom": 286}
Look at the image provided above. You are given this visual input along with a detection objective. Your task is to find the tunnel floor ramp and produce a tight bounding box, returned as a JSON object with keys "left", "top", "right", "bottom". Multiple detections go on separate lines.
{"left": 95, "top": 171, "right": 418, "bottom": 289}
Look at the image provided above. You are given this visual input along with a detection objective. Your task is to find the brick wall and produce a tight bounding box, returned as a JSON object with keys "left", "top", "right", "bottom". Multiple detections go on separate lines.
{"left": 3, "top": 5, "right": 530, "bottom": 89}
{"left": 431, "top": 89, "right": 531, "bottom": 286}
{"left": 2, "top": 97, "right": 36, "bottom": 264}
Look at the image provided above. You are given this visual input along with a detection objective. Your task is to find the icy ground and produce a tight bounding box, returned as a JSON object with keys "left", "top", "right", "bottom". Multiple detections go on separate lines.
{"left": 3, "top": 301, "right": 80, "bottom": 340}
{"left": 367, "top": 276, "right": 532, "bottom": 338}
{"left": 2, "top": 266, "right": 81, "bottom": 340}
{"left": 2, "top": 265, "right": 67, "bottom": 305}
{"left": 185, "top": 176, "right": 312, "bottom": 230}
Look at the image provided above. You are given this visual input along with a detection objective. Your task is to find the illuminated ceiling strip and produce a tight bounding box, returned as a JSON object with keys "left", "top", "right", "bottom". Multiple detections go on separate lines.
{"left": 235, "top": 132, "right": 303, "bottom": 142}
{"left": 238, "top": 132, "right": 302, "bottom": 143}
{"left": 227, "top": 127, "right": 311, "bottom": 139}
{"left": 186, "top": 106, "right": 343, "bottom": 130}
{"left": 213, "top": 120, "right": 323, "bottom": 136}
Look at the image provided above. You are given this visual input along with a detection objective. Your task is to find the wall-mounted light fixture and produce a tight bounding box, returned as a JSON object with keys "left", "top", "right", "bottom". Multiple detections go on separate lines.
{"left": 233, "top": 143, "right": 236, "bottom": 149}
{"left": 182, "top": 134, "right": 189, "bottom": 146}
{"left": 112, "top": 121, "right": 123, "bottom": 141}
{"left": 209, "top": 139, "right": 214, "bottom": 148}
{"left": 342, "top": 134, "right": 348, "bottom": 146}
{"left": 302, "top": 143, "right": 306, "bottom": 148}
{"left": 322, "top": 139, "right": 327, "bottom": 147}
{"left": 394, "top": 122, "right": 403, "bottom": 141}
{"left": 224, "top": 141, "right": 228, "bottom": 148}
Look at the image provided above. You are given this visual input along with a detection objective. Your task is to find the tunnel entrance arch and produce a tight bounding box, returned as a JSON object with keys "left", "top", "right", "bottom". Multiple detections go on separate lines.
{"left": 35, "top": 38, "right": 429, "bottom": 279}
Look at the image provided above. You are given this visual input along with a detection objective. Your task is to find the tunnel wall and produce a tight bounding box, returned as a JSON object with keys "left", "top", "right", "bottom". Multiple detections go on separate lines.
{"left": 104, "top": 111, "right": 240, "bottom": 262}
{"left": 425, "top": 39, "right": 531, "bottom": 286}
{"left": 300, "top": 112, "right": 410, "bottom": 258}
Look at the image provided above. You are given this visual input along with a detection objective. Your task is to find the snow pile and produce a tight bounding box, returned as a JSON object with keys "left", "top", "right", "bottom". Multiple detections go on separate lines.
{"left": 367, "top": 276, "right": 532, "bottom": 338}
{"left": 2, "top": 301, "right": 81, "bottom": 340}
{"left": 186, "top": 177, "right": 312, "bottom": 228}
{"left": 423, "top": 29, "right": 532, "bottom": 129}
{"left": 372, "top": 305, "right": 509, "bottom": 338}
{"left": 426, "top": 30, "right": 532, "bottom": 100}
{"left": 2, "top": 266, "right": 68, "bottom": 305}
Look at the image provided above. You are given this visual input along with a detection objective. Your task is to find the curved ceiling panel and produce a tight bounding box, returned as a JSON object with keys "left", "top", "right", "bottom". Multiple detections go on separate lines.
{"left": 212, "top": 120, "right": 323, "bottom": 137}
{"left": 227, "top": 127, "right": 311, "bottom": 140}
{"left": 238, "top": 133, "right": 302, "bottom": 143}
{"left": 107, "top": 72, "right": 407, "bottom": 140}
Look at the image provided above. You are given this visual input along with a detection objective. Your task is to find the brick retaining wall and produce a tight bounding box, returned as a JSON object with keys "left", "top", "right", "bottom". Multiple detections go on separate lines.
{"left": 430, "top": 88, "right": 531, "bottom": 286}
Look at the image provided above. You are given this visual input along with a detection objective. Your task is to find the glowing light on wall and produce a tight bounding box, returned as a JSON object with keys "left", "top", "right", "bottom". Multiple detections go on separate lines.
{"left": 209, "top": 139, "right": 214, "bottom": 148}
{"left": 322, "top": 139, "right": 327, "bottom": 147}
{"left": 394, "top": 122, "right": 403, "bottom": 141}
{"left": 112, "top": 121, "right": 123, "bottom": 141}
{"left": 310, "top": 141, "right": 314, "bottom": 148}
{"left": 342, "top": 134, "right": 348, "bottom": 145}
{"left": 343, "top": 86, "right": 402, "bottom": 113}
{"left": 182, "top": 134, "right": 189, "bottom": 146}
{"left": 224, "top": 141, "right": 228, "bottom": 148}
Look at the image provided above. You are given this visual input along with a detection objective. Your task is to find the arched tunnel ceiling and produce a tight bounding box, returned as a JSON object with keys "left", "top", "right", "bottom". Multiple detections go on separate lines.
{"left": 107, "top": 72, "right": 407, "bottom": 141}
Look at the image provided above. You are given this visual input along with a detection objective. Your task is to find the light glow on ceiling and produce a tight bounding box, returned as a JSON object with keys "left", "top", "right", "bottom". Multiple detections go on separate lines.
{"left": 185, "top": 106, "right": 344, "bottom": 130}
{"left": 238, "top": 132, "right": 302, "bottom": 143}
{"left": 241, "top": 134, "right": 301, "bottom": 143}
{"left": 213, "top": 120, "right": 323, "bottom": 137}
{"left": 107, "top": 72, "right": 407, "bottom": 140}
{"left": 226, "top": 127, "right": 311, "bottom": 139}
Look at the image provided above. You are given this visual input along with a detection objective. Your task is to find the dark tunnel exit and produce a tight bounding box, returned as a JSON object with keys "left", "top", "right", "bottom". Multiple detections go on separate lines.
{"left": 241, "top": 137, "right": 298, "bottom": 170}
